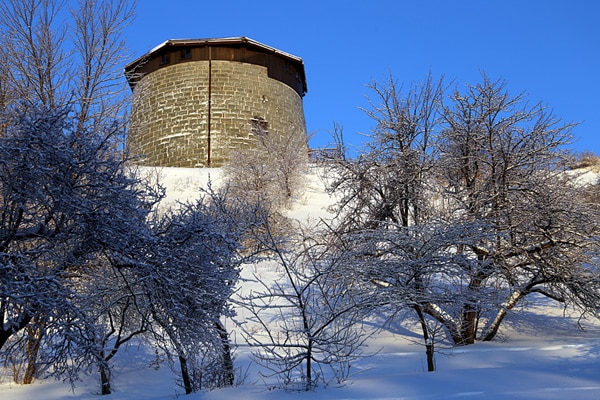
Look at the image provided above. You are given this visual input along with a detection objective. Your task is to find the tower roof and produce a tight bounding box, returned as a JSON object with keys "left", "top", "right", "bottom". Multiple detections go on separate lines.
{"left": 124, "top": 36, "right": 307, "bottom": 97}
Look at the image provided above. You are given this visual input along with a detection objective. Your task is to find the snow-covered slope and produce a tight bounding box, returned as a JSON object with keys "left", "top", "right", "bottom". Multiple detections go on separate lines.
{"left": 1, "top": 167, "right": 600, "bottom": 400}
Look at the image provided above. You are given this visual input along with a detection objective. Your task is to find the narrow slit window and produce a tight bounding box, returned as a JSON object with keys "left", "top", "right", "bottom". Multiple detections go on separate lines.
{"left": 251, "top": 117, "right": 268, "bottom": 136}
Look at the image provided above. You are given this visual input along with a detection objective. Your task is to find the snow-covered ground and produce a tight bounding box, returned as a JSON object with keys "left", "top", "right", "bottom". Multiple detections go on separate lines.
{"left": 2, "top": 167, "right": 600, "bottom": 400}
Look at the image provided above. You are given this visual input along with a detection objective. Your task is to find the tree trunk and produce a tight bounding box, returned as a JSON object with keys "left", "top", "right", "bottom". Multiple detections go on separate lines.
{"left": 99, "top": 362, "right": 111, "bottom": 395}
{"left": 458, "top": 303, "right": 477, "bottom": 345}
{"left": 22, "top": 323, "right": 44, "bottom": 384}
{"left": 306, "top": 339, "right": 313, "bottom": 390}
{"left": 414, "top": 306, "right": 435, "bottom": 371}
{"left": 179, "top": 355, "right": 193, "bottom": 394}
{"left": 425, "top": 341, "right": 435, "bottom": 372}
{"left": 423, "top": 303, "right": 463, "bottom": 346}
{"left": 0, "top": 331, "right": 10, "bottom": 352}
{"left": 214, "top": 320, "right": 234, "bottom": 386}
{"left": 481, "top": 290, "right": 523, "bottom": 342}
{"left": 457, "top": 274, "right": 487, "bottom": 346}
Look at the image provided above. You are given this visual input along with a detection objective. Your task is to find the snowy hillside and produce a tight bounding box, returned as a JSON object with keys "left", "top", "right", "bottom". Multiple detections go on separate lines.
{"left": 1, "top": 167, "right": 600, "bottom": 400}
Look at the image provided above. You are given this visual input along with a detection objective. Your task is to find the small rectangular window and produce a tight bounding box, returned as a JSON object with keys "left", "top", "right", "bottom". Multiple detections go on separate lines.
{"left": 180, "top": 48, "right": 191, "bottom": 59}
{"left": 160, "top": 53, "right": 170, "bottom": 65}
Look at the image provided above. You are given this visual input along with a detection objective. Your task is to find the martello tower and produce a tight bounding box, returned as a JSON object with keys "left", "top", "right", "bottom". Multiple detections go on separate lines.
{"left": 125, "top": 37, "right": 308, "bottom": 167}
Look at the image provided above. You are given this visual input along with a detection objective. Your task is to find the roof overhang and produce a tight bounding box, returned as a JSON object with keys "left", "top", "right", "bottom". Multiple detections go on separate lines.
{"left": 124, "top": 36, "right": 307, "bottom": 96}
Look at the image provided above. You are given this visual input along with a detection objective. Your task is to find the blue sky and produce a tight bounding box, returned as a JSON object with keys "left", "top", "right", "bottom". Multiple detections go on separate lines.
{"left": 125, "top": 0, "right": 600, "bottom": 155}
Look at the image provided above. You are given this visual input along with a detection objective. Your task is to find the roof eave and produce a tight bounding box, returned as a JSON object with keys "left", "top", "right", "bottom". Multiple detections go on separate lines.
{"left": 124, "top": 36, "right": 304, "bottom": 71}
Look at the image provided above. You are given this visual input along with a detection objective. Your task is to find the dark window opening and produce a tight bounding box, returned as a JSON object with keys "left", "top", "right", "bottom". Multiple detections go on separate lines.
{"left": 251, "top": 117, "right": 268, "bottom": 136}
{"left": 160, "top": 53, "right": 170, "bottom": 65}
{"left": 180, "top": 48, "right": 191, "bottom": 59}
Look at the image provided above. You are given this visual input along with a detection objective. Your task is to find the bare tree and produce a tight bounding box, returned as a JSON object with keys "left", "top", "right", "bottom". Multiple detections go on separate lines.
{"left": 0, "top": 0, "right": 70, "bottom": 108}
{"left": 326, "top": 122, "right": 347, "bottom": 162}
{"left": 235, "top": 221, "right": 371, "bottom": 391}
{"left": 0, "top": 43, "right": 16, "bottom": 135}
{"left": 435, "top": 74, "right": 600, "bottom": 343}
{"left": 71, "top": 0, "right": 135, "bottom": 134}
{"left": 325, "top": 72, "right": 445, "bottom": 232}
{"left": 223, "top": 123, "right": 309, "bottom": 210}
{"left": 326, "top": 73, "right": 600, "bottom": 352}
{"left": 0, "top": 0, "right": 135, "bottom": 141}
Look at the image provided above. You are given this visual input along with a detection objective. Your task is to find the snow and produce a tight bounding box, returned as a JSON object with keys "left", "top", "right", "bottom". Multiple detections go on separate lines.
{"left": 2, "top": 167, "right": 600, "bottom": 400}
{"left": 568, "top": 169, "right": 600, "bottom": 186}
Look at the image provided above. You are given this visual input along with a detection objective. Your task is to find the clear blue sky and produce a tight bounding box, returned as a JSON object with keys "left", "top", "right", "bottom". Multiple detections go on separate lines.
{"left": 125, "top": 0, "right": 600, "bottom": 155}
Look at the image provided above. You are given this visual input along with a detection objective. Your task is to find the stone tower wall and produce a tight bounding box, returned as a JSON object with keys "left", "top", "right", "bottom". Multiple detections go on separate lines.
{"left": 128, "top": 60, "right": 307, "bottom": 167}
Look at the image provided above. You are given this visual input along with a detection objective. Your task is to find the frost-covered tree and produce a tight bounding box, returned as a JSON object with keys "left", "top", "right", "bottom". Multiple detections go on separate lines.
{"left": 328, "top": 73, "right": 600, "bottom": 350}
{"left": 0, "top": 105, "right": 160, "bottom": 386}
{"left": 236, "top": 222, "right": 371, "bottom": 391}
{"left": 144, "top": 188, "right": 263, "bottom": 393}
{"left": 325, "top": 72, "right": 445, "bottom": 232}
{"left": 0, "top": 105, "right": 264, "bottom": 393}
{"left": 339, "top": 221, "right": 493, "bottom": 362}
{"left": 74, "top": 253, "right": 154, "bottom": 395}
{"left": 435, "top": 75, "right": 600, "bottom": 343}
{"left": 0, "top": 0, "right": 137, "bottom": 384}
